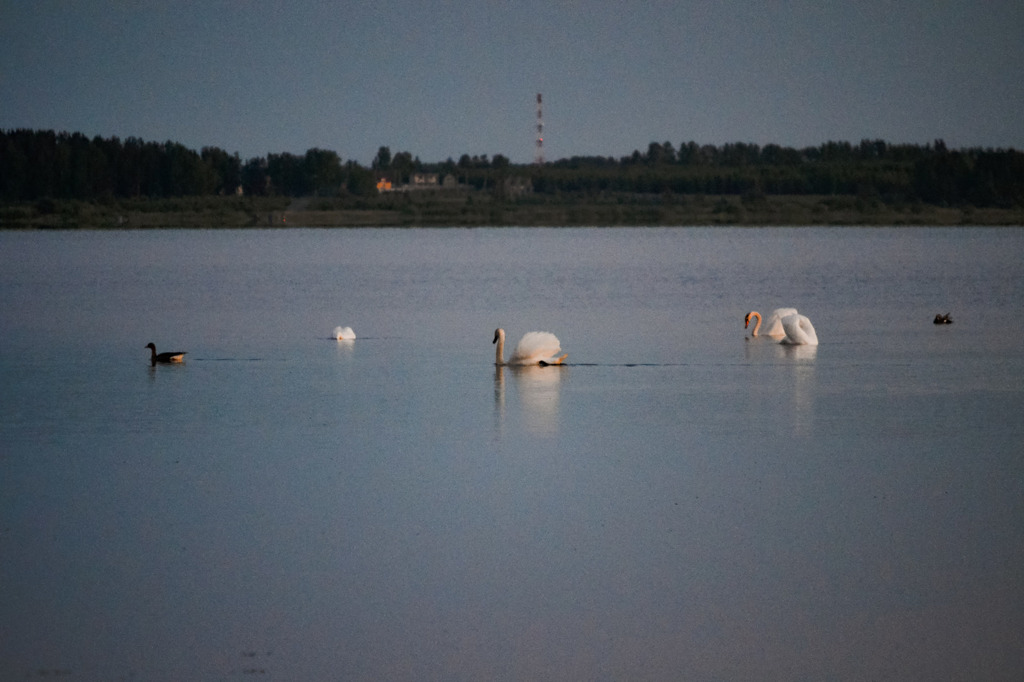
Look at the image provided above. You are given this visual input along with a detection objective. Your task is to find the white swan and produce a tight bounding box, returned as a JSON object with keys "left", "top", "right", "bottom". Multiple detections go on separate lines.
{"left": 745, "top": 308, "right": 798, "bottom": 338}
{"left": 493, "top": 328, "right": 567, "bottom": 366}
{"left": 333, "top": 326, "right": 356, "bottom": 340}
{"left": 779, "top": 313, "right": 819, "bottom": 346}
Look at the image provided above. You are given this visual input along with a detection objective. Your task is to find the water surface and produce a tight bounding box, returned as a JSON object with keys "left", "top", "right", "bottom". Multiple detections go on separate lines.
{"left": 2, "top": 227, "right": 1023, "bottom": 680}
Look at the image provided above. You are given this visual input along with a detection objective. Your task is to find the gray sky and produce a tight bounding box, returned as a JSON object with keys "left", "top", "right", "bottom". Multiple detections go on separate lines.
{"left": 2, "top": 1, "right": 1022, "bottom": 164}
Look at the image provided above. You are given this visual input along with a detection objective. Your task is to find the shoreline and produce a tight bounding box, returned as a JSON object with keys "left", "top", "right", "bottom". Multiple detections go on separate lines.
{"left": 3, "top": 194, "right": 1022, "bottom": 229}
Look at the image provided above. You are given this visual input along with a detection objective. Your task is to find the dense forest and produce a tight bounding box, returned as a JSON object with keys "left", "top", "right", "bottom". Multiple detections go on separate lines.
{"left": 2, "top": 128, "right": 1023, "bottom": 209}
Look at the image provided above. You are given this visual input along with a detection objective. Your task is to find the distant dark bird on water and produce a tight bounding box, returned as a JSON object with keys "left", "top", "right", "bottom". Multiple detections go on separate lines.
{"left": 146, "top": 342, "right": 187, "bottom": 365}
{"left": 933, "top": 313, "right": 953, "bottom": 324}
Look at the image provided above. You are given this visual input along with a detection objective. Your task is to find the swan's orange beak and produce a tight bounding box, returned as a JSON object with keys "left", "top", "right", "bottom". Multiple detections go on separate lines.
{"left": 744, "top": 315, "right": 751, "bottom": 328}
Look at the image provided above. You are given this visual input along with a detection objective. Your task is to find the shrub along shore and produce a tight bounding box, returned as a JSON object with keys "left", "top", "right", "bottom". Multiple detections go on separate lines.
{"left": 2, "top": 193, "right": 1021, "bottom": 229}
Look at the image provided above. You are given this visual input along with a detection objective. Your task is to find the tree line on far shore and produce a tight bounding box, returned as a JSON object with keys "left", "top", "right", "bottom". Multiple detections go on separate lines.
{"left": 2, "top": 129, "right": 1022, "bottom": 208}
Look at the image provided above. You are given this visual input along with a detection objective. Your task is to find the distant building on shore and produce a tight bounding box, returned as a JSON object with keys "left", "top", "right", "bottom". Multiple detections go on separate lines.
{"left": 411, "top": 172, "right": 438, "bottom": 187}
{"left": 377, "top": 173, "right": 461, "bottom": 193}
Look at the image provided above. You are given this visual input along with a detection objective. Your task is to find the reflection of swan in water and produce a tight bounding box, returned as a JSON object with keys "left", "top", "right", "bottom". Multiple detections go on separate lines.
{"left": 782, "top": 343, "right": 818, "bottom": 360}
{"left": 789, "top": 350, "right": 817, "bottom": 435}
{"left": 780, "top": 314, "right": 818, "bottom": 346}
{"left": 145, "top": 342, "right": 187, "bottom": 365}
{"left": 493, "top": 328, "right": 567, "bottom": 366}
{"left": 333, "top": 326, "right": 356, "bottom": 340}
{"left": 494, "top": 363, "right": 564, "bottom": 436}
{"left": 742, "top": 332, "right": 817, "bottom": 435}
{"left": 745, "top": 308, "right": 798, "bottom": 338}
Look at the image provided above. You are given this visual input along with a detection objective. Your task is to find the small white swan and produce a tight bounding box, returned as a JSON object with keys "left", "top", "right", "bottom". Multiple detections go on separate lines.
{"left": 333, "top": 326, "right": 356, "bottom": 340}
{"left": 779, "top": 313, "right": 819, "bottom": 346}
{"left": 493, "top": 328, "right": 567, "bottom": 366}
{"left": 745, "top": 308, "right": 798, "bottom": 338}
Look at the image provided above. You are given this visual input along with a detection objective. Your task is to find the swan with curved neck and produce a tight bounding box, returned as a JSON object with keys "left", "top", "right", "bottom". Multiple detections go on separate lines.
{"left": 745, "top": 308, "right": 798, "bottom": 338}
{"left": 779, "top": 313, "right": 819, "bottom": 345}
{"left": 493, "top": 328, "right": 567, "bottom": 366}
{"left": 145, "top": 342, "right": 187, "bottom": 365}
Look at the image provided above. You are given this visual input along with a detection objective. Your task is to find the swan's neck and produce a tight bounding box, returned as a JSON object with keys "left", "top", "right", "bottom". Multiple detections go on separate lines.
{"left": 494, "top": 333, "right": 505, "bottom": 366}
{"left": 749, "top": 312, "right": 762, "bottom": 336}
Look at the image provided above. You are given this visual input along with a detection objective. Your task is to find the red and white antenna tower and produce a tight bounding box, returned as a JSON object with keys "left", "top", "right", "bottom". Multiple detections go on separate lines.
{"left": 535, "top": 93, "right": 544, "bottom": 165}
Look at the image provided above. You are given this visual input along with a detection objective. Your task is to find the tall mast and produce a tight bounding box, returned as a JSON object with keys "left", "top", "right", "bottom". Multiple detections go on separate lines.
{"left": 535, "top": 93, "right": 544, "bottom": 165}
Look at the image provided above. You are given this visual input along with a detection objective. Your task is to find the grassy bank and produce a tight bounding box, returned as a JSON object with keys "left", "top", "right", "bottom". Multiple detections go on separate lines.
{"left": 3, "top": 193, "right": 1022, "bottom": 229}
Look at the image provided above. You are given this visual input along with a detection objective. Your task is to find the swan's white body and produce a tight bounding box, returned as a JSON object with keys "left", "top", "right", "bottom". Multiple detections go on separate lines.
{"left": 493, "top": 328, "right": 567, "bottom": 366}
{"left": 745, "top": 308, "right": 798, "bottom": 338}
{"left": 334, "top": 326, "right": 356, "bottom": 340}
{"left": 779, "top": 314, "right": 819, "bottom": 346}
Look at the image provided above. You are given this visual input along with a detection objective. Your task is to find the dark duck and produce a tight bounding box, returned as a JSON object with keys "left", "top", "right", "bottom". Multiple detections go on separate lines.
{"left": 146, "top": 342, "right": 187, "bottom": 365}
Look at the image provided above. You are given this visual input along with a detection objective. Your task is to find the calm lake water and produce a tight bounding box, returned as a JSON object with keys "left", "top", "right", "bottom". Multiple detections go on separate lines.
{"left": 2, "top": 226, "right": 1023, "bottom": 680}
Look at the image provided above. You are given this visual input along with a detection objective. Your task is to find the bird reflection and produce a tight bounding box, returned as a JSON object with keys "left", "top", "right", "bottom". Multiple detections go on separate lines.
{"left": 781, "top": 343, "right": 817, "bottom": 436}
{"left": 493, "top": 366, "right": 506, "bottom": 439}
{"left": 334, "top": 337, "right": 355, "bottom": 362}
{"left": 781, "top": 343, "right": 818, "bottom": 362}
{"left": 743, "top": 341, "right": 817, "bottom": 436}
{"left": 494, "top": 364, "right": 565, "bottom": 437}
